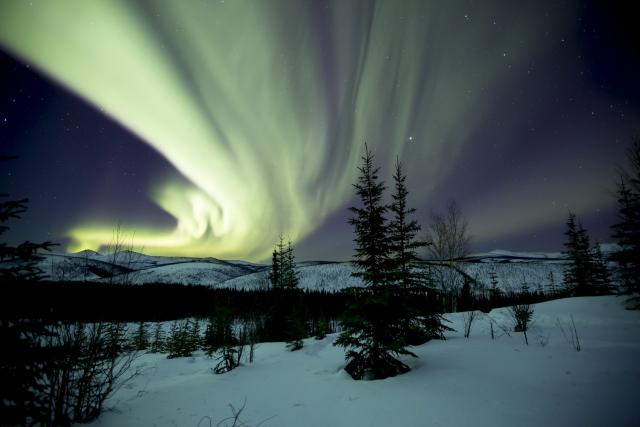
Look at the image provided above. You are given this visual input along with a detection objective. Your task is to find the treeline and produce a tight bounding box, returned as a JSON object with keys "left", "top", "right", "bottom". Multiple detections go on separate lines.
{"left": 0, "top": 281, "right": 344, "bottom": 323}
{"left": 0, "top": 277, "right": 567, "bottom": 322}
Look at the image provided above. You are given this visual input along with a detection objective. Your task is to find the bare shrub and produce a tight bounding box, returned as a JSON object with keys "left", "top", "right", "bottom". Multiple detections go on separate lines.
{"left": 213, "top": 344, "right": 244, "bottom": 374}
{"left": 462, "top": 310, "right": 477, "bottom": 338}
{"left": 509, "top": 304, "right": 534, "bottom": 345}
{"left": 497, "top": 321, "right": 512, "bottom": 338}
{"left": 41, "top": 322, "right": 140, "bottom": 425}
{"left": 213, "top": 323, "right": 259, "bottom": 374}
{"left": 556, "top": 315, "right": 581, "bottom": 351}
{"left": 197, "top": 399, "right": 275, "bottom": 427}
{"left": 486, "top": 316, "right": 496, "bottom": 340}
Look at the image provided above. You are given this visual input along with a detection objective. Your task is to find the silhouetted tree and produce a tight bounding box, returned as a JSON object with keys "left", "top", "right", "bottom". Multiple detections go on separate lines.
{"left": 282, "top": 239, "right": 299, "bottom": 289}
{"left": 611, "top": 138, "right": 640, "bottom": 297}
{"left": 0, "top": 155, "right": 57, "bottom": 426}
{"left": 150, "top": 323, "right": 165, "bottom": 353}
{"left": 133, "top": 321, "right": 150, "bottom": 351}
{"left": 335, "top": 145, "right": 413, "bottom": 380}
{"left": 388, "top": 159, "right": 425, "bottom": 287}
{"left": 268, "top": 237, "right": 284, "bottom": 288}
{"left": 591, "top": 244, "right": 612, "bottom": 295}
{"left": 166, "top": 320, "right": 194, "bottom": 359}
{"left": 388, "top": 159, "right": 446, "bottom": 343}
{"left": 563, "top": 212, "right": 594, "bottom": 295}
{"left": 425, "top": 200, "right": 471, "bottom": 311}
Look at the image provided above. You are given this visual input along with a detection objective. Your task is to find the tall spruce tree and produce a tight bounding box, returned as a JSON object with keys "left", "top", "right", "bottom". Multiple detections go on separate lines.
{"left": 611, "top": 138, "right": 640, "bottom": 296}
{"left": 269, "top": 236, "right": 285, "bottom": 288}
{"left": 388, "top": 160, "right": 424, "bottom": 287}
{"left": 282, "top": 239, "right": 299, "bottom": 289}
{"left": 388, "top": 160, "right": 446, "bottom": 343}
{"left": 591, "top": 243, "right": 612, "bottom": 295}
{"left": 563, "top": 213, "right": 595, "bottom": 295}
{"left": 335, "top": 145, "right": 414, "bottom": 380}
{"left": 133, "top": 321, "right": 150, "bottom": 351}
{"left": 0, "top": 155, "right": 57, "bottom": 426}
{"left": 269, "top": 246, "right": 281, "bottom": 289}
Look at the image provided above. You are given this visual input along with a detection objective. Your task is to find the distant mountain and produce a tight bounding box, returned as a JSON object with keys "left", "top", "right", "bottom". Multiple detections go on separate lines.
{"left": 33, "top": 244, "right": 621, "bottom": 293}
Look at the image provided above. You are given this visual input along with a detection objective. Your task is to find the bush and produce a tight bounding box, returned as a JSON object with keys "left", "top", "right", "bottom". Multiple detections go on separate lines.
{"left": 509, "top": 304, "right": 534, "bottom": 345}
{"left": 1, "top": 320, "right": 139, "bottom": 426}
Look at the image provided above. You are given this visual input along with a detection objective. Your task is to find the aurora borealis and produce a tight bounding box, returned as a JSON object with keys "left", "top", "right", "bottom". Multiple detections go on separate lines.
{"left": 1, "top": 1, "right": 639, "bottom": 261}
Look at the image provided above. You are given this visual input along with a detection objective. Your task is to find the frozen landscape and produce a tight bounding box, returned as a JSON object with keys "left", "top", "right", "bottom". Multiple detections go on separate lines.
{"left": 37, "top": 246, "right": 620, "bottom": 293}
{"left": 2, "top": 2, "right": 638, "bottom": 425}
{"left": 87, "top": 296, "right": 639, "bottom": 427}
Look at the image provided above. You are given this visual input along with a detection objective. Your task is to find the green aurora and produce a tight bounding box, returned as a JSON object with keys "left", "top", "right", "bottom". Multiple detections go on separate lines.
{"left": 0, "top": 1, "right": 581, "bottom": 261}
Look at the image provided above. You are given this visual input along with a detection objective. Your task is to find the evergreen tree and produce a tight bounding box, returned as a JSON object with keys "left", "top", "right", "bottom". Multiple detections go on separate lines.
{"left": 388, "top": 160, "right": 425, "bottom": 287}
{"left": 347, "top": 145, "right": 390, "bottom": 288}
{"left": 133, "top": 321, "right": 149, "bottom": 351}
{"left": 268, "top": 243, "right": 281, "bottom": 289}
{"left": 269, "top": 236, "right": 289, "bottom": 289}
{"left": 335, "top": 145, "right": 413, "bottom": 380}
{"left": 0, "top": 155, "right": 58, "bottom": 426}
{"left": 282, "top": 239, "right": 299, "bottom": 289}
{"left": 105, "top": 322, "right": 128, "bottom": 357}
{"left": 189, "top": 319, "right": 202, "bottom": 352}
{"left": 611, "top": 139, "right": 640, "bottom": 296}
{"left": 285, "top": 315, "right": 305, "bottom": 351}
{"left": 203, "top": 310, "right": 234, "bottom": 357}
{"left": 563, "top": 213, "right": 594, "bottom": 295}
{"left": 489, "top": 269, "right": 501, "bottom": 300}
{"left": 166, "top": 320, "right": 193, "bottom": 359}
{"left": 591, "top": 243, "right": 612, "bottom": 295}
{"left": 388, "top": 160, "right": 446, "bottom": 344}
{"left": 547, "top": 270, "right": 557, "bottom": 295}
{"left": 150, "top": 323, "right": 165, "bottom": 353}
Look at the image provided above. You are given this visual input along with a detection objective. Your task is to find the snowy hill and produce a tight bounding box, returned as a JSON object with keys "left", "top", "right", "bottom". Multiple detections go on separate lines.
{"left": 86, "top": 296, "right": 640, "bottom": 427}
{"left": 35, "top": 251, "right": 261, "bottom": 284}
{"left": 34, "top": 245, "right": 620, "bottom": 293}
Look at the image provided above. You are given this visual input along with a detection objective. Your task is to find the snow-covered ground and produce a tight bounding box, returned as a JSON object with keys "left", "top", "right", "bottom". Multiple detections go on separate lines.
{"left": 35, "top": 244, "right": 622, "bottom": 294}
{"left": 37, "top": 251, "right": 574, "bottom": 293}
{"left": 88, "top": 296, "right": 640, "bottom": 427}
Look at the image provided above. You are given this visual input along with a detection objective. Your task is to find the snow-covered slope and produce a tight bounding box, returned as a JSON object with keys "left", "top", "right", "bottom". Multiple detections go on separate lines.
{"left": 34, "top": 251, "right": 261, "bottom": 284}
{"left": 87, "top": 296, "right": 640, "bottom": 427}
{"left": 35, "top": 246, "right": 619, "bottom": 293}
{"left": 219, "top": 262, "right": 362, "bottom": 291}
{"left": 126, "top": 262, "right": 254, "bottom": 286}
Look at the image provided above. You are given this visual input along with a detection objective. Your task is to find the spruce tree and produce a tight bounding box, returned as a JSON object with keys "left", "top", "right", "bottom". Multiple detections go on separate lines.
{"left": 547, "top": 270, "right": 557, "bottom": 295}
{"left": 0, "top": 155, "right": 58, "bottom": 426}
{"left": 335, "top": 145, "right": 413, "bottom": 380}
{"left": 150, "top": 323, "right": 165, "bottom": 353}
{"left": 489, "top": 269, "right": 501, "bottom": 300}
{"left": 591, "top": 243, "right": 612, "bottom": 295}
{"left": 268, "top": 245, "right": 281, "bottom": 289}
{"left": 563, "top": 213, "right": 594, "bottom": 295}
{"left": 388, "top": 160, "right": 446, "bottom": 343}
{"left": 133, "top": 322, "right": 149, "bottom": 351}
{"left": 611, "top": 139, "right": 640, "bottom": 296}
{"left": 388, "top": 160, "right": 425, "bottom": 287}
{"left": 280, "top": 239, "right": 304, "bottom": 350}
{"left": 282, "top": 239, "right": 299, "bottom": 289}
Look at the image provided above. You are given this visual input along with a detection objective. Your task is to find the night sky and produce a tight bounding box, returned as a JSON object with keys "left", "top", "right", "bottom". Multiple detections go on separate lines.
{"left": 1, "top": 0, "right": 638, "bottom": 262}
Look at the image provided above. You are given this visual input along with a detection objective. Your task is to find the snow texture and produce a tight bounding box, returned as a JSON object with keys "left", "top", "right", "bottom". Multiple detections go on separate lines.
{"left": 86, "top": 296, "right": 640, "bottom": 427}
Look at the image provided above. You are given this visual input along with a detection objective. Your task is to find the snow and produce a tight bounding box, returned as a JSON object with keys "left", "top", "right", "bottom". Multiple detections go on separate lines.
{"left": 87, "top": 296, "right": 640, "bottom": 427}
{"left": 126, "top": 262, "right": 253, "bottom": 286}
{"left": 219, "top": 262, "right": 362, "bottom": 292}
{"left": 37, "top": 246, "right": 621, "bottom": 294}
{"left": 467, "top": 248, "right": 567, "bottom": 260}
